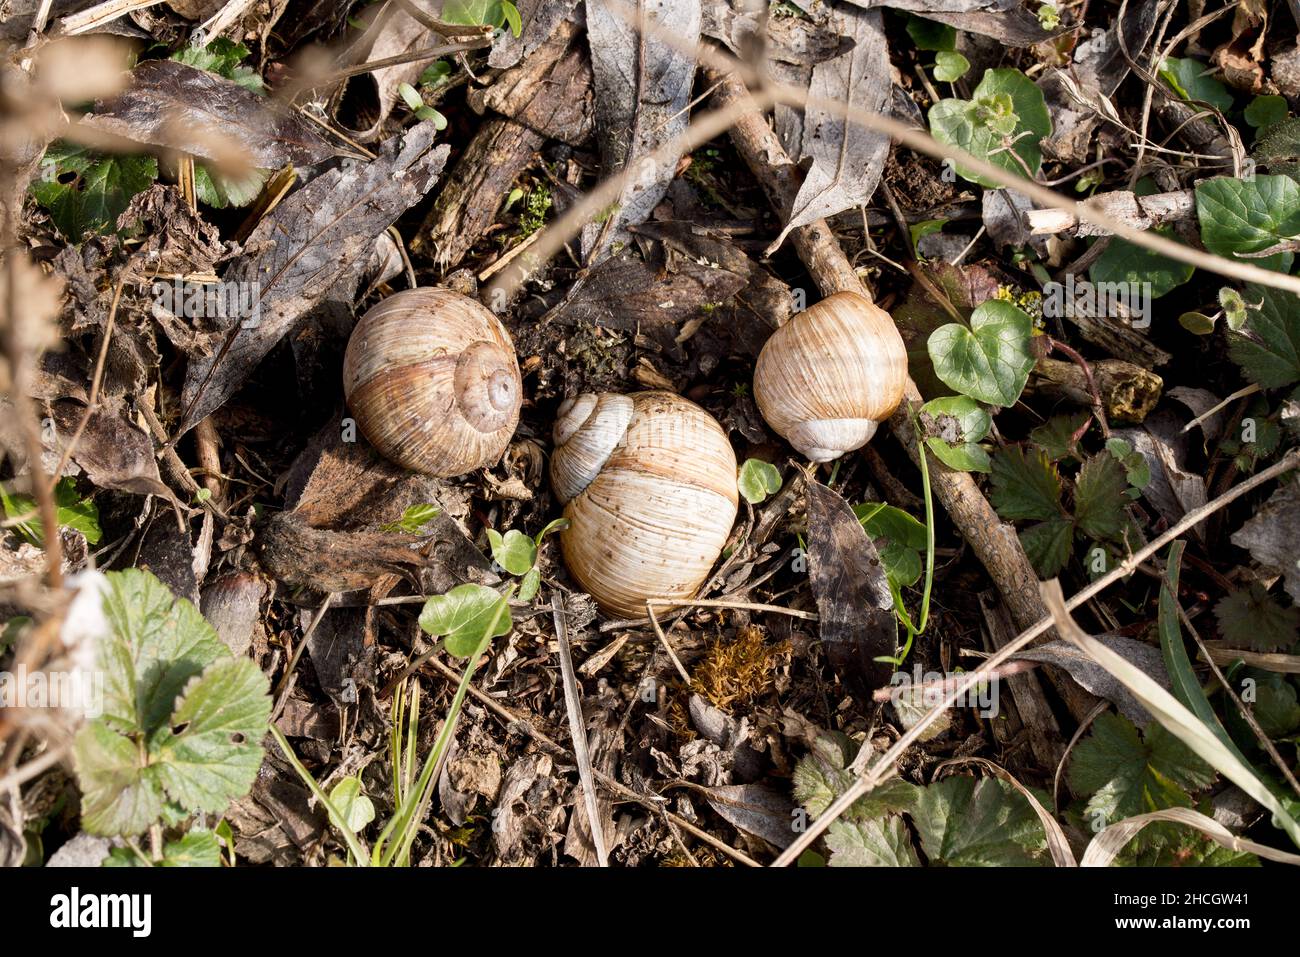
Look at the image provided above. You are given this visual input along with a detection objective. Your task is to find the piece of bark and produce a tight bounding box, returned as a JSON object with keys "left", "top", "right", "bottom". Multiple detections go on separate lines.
{"left": 473, "top": 19, "right": 593, "bottom": 146}
{"left": 979, "top": 592, "right": 1064, "bottom": 770}
{"left": 706, "top": 66, "right": 1100, "bottom": 724}
{"left": 417, "top": 119, "right": 544, "bottom": 273}
{"left": 1029, "top": 357, "right": 1164, "bottom": 424}
{"left": 1061, "top": 308, "right": 1172, "bottom": 369}
{"left": 1025, "top": 189, "right": 1195, "bottom": 237}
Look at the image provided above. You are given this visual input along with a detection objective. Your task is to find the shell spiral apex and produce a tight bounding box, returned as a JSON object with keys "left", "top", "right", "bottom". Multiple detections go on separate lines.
{"left": 343, "top": 288, "right": 523, "bottom": 477}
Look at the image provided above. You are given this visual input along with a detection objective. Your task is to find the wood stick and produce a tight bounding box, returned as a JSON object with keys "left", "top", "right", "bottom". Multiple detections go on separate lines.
{"left": 704, "top": 69, "right": 1100, "bottom": 716}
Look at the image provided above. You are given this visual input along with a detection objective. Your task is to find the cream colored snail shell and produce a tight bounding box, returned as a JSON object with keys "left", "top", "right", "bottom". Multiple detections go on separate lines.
{"left": 343, "top": 288, "right": 522, "bottom": 477}
{"left": 550, "top": 391, "right": 739, "bottom": 617}
{"left": 753, "top": 291, "right": 908, "bottom": 462}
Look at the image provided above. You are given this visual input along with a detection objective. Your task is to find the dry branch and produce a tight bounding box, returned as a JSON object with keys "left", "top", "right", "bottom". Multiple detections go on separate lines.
{"left": 1025, "top": 188, "right": 1195, "bottom": 237}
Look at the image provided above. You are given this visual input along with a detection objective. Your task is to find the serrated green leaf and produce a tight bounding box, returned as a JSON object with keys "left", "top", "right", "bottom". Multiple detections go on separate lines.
{"left": 908, "top": 775, "right": 1047, "bottom": 866}
{"left": 99, "top": 569, "right": 227, "bottom": 733}
{"left": 738, "top": 458, "right": 782, "bottom": 505}
{"left": 73, "top": 720, "right": 167, "bottom": 836}
{"left": 1196, "top": 175, "right": 1300, "bottom": 258}
{"left": 193, "top": 165, "right": 268, "bottom": 209}
{"left": 1214, "top": 583, "right": 1300, "bottom": 652}
{"left": 1159, "top": 58, "right": 1233, "bottom": 113}
{"left": 826, "top": 815, "right": 920, "bottom": 866}
{"left": 162, "top": 828, "right": 223, "bottom": 866}
{"left": 487, "top": 528, "right": 536, "bottom": 576}
{"left": 1226, "top": 285, "right": 1300, "bottom": 388}
{"left": 1029, "top": 413, "right": 1087, "bottom": 461}
{"left": 1068, "top": 713, "right": 1215, "bottom": 823}
{"left": 1226, "top": 669, "right": 1300, "bottom": 739}
{"left": 155, "top": 658, "right": 272, "bottom": 815}
{"left": 171, "top": 38, "right": 264, "bottom": 94}
{"left": 1074, "top": 452, "right": 1129, "bottom": 541}
{"left": 990, "top": 445, "right": 1062, "bottom": 521}
{"left": 32, "top": 143, "right": 158, "bottom": 238}
{"left": 1117, "top": 822, "right": 1260, "bottom": 866}
{"left": 1089, "top": 230, "right": 1194, "bottom": 299}
{"left": 418, "top": 583, "right": 511, "bottom": 658}
{"left": 928, "top": 69, "right": 1051, "bottom": 188}
{"left": 928, "top": 299, "right": 1036, "bottom": 406}
{"left": 1019, "top": 517, "right": 1074, "bottom": 578}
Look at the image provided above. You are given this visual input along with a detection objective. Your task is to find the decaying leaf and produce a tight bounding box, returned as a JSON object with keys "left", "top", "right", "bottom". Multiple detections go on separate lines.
{"left": 1014, "top": 634, "right": 1170, "bottom": 726}
{"left": 805, "top": 479, "right": 897, "bottom": 694}
{"left": 176, "top": 124, "right": 450, "bottom": 437}
{"left": 771, "top": 5, "right": 891, "bottom": 250}
{"left": 1230, "top": 480, "right": 1300, "bottom": 603}
{"left": 80, "top": 60, "right": 344, "bottom": 170}
{"left": 583, "top": 0, "right": 701, "bottom": 260}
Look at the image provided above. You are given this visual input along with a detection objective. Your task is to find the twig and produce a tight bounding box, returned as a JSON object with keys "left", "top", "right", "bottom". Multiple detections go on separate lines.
{"left": 272, "top": 592, "right": 336, "bottom": 720}
{"left": 771, "top": 449, "right": 1300, "bottom": 865}
{"left": 1047, "top": 338, "right": 1111, "bottom": 438}
{"left": 552, "top": 593, "right": 609, "bottom": 866}
{"left": 416, "top": 655, "right": 760, "bottom": 867}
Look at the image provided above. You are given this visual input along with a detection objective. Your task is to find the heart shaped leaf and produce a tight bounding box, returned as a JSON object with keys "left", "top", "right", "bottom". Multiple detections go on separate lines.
{"left": 927, "top": 299, "right": 1036, "bottom": 406}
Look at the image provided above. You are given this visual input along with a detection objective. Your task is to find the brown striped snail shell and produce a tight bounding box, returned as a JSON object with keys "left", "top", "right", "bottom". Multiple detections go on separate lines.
{"left": 753, "top": 291, "right": 908, "bottom": 462}
{"left": 343, "top": 288, "right": 522, "bottom": 477}
{"left": 550, "top": 391, "right": 739, "bottom": 617}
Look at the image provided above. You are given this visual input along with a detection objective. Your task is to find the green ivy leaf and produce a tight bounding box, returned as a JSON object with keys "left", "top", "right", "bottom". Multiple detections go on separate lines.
{"left": 1158, "top": 57, "right": 1233, "bottom": 113}
{"left": 32, "top": 143, "right": 158, "bottom": 239}
{"left": 990, "top": 446, "right": 1062, "bottom": 522}
{"left": 928, "top": 69, "right": 1052, "bottom": 188}
{"left": 329, "top": 777, "right": 377, "bottom": 833}
{"left": 906, "top": 16, "right": 957, "bottom": 51}
{"left": 419, "top": 583, "right": 512, "bottom": 658}
{"left": 738, "top": 458, "right": 782, "bottom": 505}
{"left": 1195, "top": 175, "right": 1300, "bottom": 258}
{"left": 1213, "top": 584, "right": 1300, "bottom": 652}
{"left": 154, "top": 658, "right": 274, "bottom": 815}
{"left": 1089, "top": 230, "right": 1194, "bottom": 299}
{"left": 1245, "top": 94, "right": 1288, "bottom": 130}
{"left": 928, "top": 299, "right": 1036, "bottom": 406}
{"left": 908, "top": 776, "right": 1048, "bottom": 866}
{"left": 487, "top": 528, "right": 537, "bottom": 576}
{"left": 933, "top": 51, "right": 970, "bottom": 84}
{"left": 1226, "top": 285, "right": 1300, "bottom": 388}
{"left": 919, "top": 396, "right": 991, "bottom": 472}
{"left": 1068, "top": 713, "right": 1215, "bottom": 823}
{"left": 1073, "top": 452, "right": 1130, "bottom": 541}
{"left": 1019, "top": 517, "right": 1074, "bottom": 578}
{"left": 854, "top": 502, "right": 927, "bottom": 590}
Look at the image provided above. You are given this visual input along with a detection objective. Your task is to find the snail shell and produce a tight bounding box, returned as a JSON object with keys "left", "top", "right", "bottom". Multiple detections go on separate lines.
{"left": 343, "top": 288, "right": 522, "bottom": 477}
{"left": 753, "top": 291, "right": 908, "bottom": 462}
{"left": 550, "top": 391, "right": 738, "bottom": 617}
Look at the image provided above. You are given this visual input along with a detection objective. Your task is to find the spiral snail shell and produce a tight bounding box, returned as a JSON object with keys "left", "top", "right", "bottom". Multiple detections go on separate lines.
{"left": 343, "top": 288, "right": 523, "bottom": 477}
{"left": 753, "top": 291, "right": 908, "bottom": 462}
{"left": 550, "top": 391, "right": 739, "bottom": 617}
